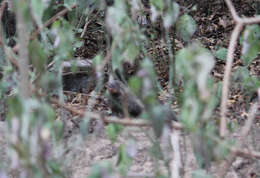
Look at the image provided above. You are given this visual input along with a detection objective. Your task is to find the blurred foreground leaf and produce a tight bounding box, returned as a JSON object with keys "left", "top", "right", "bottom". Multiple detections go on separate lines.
{"left": 106, "top": 123, "right": 123, "bottom": 142}
{"left": 192, "top": 169, "right": 212, "bottom": 178}
{"left": 213, "top": 47, "right": 227, "bottom": 61}
{"left": 176, "top": 14, "right": 197, "bottom": 42}
{"left": 117, "top": 144, "right": 132, "bottom": 176}
{"left": 241, "top": 25, "right": 260, "bottom": 66}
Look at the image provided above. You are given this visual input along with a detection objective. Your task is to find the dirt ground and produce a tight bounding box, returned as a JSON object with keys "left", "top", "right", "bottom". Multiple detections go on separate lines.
{"left": 62, "top": 124, "right": 260, "bottom": 178}
{"left": 1, "top": 118, "right": 260, "bottom": 177}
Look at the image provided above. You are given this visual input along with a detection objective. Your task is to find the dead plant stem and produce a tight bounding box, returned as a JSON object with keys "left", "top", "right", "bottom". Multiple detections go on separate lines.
{"left": 220, "top": 23, "right": 242, "bottom": 137}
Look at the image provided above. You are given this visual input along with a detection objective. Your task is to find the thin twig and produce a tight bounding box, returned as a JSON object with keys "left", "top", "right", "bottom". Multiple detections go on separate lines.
{"left": 76, "top": 12, "right": 85, "bottom": 29}
{"left": 224, "top": 0, "right": 240, "bottom": 22}
{"left": 224, "top": 0, "right": 260, "bottom": 24}
{"left": 230, "top": 147, "right": 260, "bottom": 159}
{"left": 80, "top": 8, "right": 95, "bottom": 38}
{"left": 239, "top": 16, "right": 260, "bottom": 24}
{"left": 220, "top": 23, "right": 243, "bottom": 138}
{"left": 49, "top": 97, "right": 184, "bottom": 129}
{"left": 31, "top": 4, "right": 77, "bottom": 40}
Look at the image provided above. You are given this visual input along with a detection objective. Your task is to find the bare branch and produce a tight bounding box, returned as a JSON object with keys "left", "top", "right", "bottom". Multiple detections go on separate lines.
{"left": 49, "top": 97, "right": 184, "bottom": 129}
{"left": 224, "top": 0, "right": 260, "bottom": 24}
{"left": 224, "top": 0, "right": 240, "bottom": 22}
{"left": 15, "top": 0, "right": 31, "bottom": 98}
{"left": 240, "top": 16, "right": 260, "bottom": 24}
{"left": 220, "top": 23, "right": 243, "bottom": 138}
{"left": 80, "top": 8, "right": 95, "bottom": 38}
{"left": 31, "top": 4, "right": 77, "bottom": 41}
{"left": 171, "top": 130, "right": 181, "bottom": 178}
{"left": 230, "top": 147, "right": 260, "bottom": 159}
{"left": 220, "top": 0, "right": 260, "bottom": 139}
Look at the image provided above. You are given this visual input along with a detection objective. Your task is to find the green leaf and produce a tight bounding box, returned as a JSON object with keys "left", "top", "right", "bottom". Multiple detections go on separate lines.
{"left": 76, "top": 0, "right": 96, "bottom": 10}
{"left": 89, "top": 163, "right": 113, "bottom": 178}
{"left": 163, "top": 2, "right": 180, "bottom": 29}
{"left": 53, "top": 120, "right": 64, "bottom": 141}
{"left": 176, "top": 44, "right": 215, "bottom": 81}
{"left": 111, "top": 47, "right": 123, "bottom": 71}
{"left": 40, "top": 72, "right": 61, "bottom": 94}
{"left": 215, "top": 81, "right": 222, "bottom": 104}
{"left": 106, "top": 1, "right": 126, "bottom": 35}
{"left": 241, "top": 25, "right": 260, "bottom": 66}
{"left": 128, "top": 76, "right": 142, "bottom": 95}
{"left": 117, "top": 144, "right": 132, "bottom": 176}
{"left": 214, "top": 142, "right": 230, "bottom": 161}
{"left": 149, "top": 106, "right": 167, "bottom": 137}
{"left": 176, "top": 43, "right": 215, "bottom": 101}
{"left": 51, "top": 20, "right": 76, "bottom": 61}
{"left": 79, "top": 117, "right": 90, "bottom": 137}
{"left": 213, "top": 47, "right": 227, "bottom": 60}
{"left": 29, "top": 39, "right": 47, "bottom": 73}
{"left": 227, "top": 118, "right": 238, "bottom": 132}
{"left": 37, "top": 103, "right": 56, "bottom": 123}
{"left": 7, "top": 96, "right": 23, "bottom": 118}
{"left": 31, "top": 0, "right": 45, "bottom": 27}
{"left": 232, "top": 66, "right": 260, "bottom": 96}
{"left": 92, "top": 54, "right": 103, "bottom": 67}
{"left": 47, "top": 161, "right": 66, "bottom": 177}
{"left": 151, "top": 0, "right": 165, "bottom": 11}
{"left": 149, "top": 141, "right": 163, "bottom": 160}
{"left": 241, "top": 43, "right": 260, "bottom": 66}
{"left": 232, "top": 66, "right": 250, "bottom": 82}
{"left": 176, "top": 14, "right": 197, "bottom": 42}
{"left": 180, "top": 96, "right": 201, "bottom": 130}
{"left": 106, "top": 123, "right": 123, "bottom": 142}
{"left": 192, "top": 169, "right": 212, "bottom": 178}
{"left": 125, "top": 42, "right": 139, "bottom": 62}
{"left": 64, "top": 0, "right": 76, "bottom": 6}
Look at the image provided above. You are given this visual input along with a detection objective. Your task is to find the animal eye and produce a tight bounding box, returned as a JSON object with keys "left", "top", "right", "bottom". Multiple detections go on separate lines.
{"left": 123, "top": 62, "right": 131, "bottom": 69}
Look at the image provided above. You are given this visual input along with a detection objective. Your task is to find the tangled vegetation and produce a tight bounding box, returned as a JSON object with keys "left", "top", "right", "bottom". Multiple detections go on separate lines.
{"left": 0, "top": 0, "right": 259, "bottom": 177}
